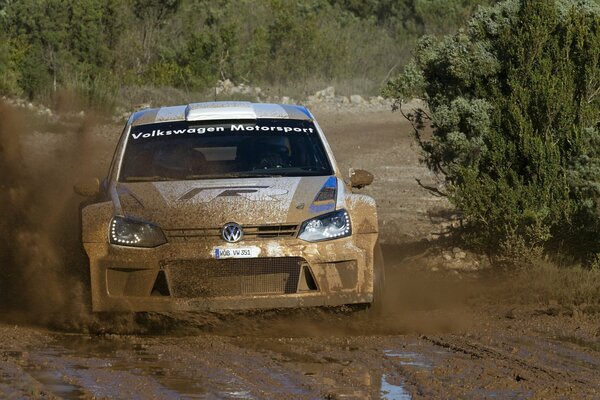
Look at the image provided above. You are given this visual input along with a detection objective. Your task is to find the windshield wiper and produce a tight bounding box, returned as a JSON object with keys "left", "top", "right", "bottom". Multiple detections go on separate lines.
{"left": 122, "top": 176, "right": 176, "bottom": 182}
{"left": 248, "top": 167, "right": 329, "bottom": 175}
{"left": 300, "top": 167, "right": 328, "bottom": 171}
{"left": 123, "top": 173, "right": 284, "bottom": 181}
{"left": 184, "top": 173, "right": 262, "bottom": 179}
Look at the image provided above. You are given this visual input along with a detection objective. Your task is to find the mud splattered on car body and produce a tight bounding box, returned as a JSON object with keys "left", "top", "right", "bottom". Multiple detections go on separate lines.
{"left": 80, "top": 102, "right": 380, "bottom": 312}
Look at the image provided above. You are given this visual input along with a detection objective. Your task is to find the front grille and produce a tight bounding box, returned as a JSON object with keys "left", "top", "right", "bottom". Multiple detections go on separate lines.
{"left": 165, "top": 224, "right": 299, "bottom": 242}
{"left": 164, "top": 228, "right": 220, "bottom": 240}
{"left": 244, "top": 224, "right": 298, "bottom": 238}
{"left": 163, "top": 257, "right": 304, "bottom": 298}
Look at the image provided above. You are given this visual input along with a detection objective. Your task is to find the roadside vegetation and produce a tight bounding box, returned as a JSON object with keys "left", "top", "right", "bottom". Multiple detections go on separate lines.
{"left": 505, "top": 262, "right": 600, "bottom": 309}
{"left": 0, "top": 0, "right": 494, "bottom": 110}
{"left": 385, "top": 0, "right": 600, "bottom": 267}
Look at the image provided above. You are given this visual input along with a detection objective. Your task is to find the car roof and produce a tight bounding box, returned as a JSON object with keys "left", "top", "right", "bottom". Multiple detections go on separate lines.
{"left": 129, "top": 102, "right": 313, "bottom": 127}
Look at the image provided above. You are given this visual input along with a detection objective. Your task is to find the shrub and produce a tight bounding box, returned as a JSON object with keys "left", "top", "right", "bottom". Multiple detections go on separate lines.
{"left": 385, "top": 0, "right": 600, "bottom": 262}
{"left": 0, "top": 0, "right": 423, "bottom": 105}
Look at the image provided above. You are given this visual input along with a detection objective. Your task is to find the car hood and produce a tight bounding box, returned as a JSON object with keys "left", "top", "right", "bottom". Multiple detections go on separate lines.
{"left": 115, "top": 176, "right": 340, "bottom": 229}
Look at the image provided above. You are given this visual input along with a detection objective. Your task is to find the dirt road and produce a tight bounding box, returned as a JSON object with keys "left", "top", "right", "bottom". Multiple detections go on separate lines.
{"left": 1, "top": 108, "right": 599, "bottom": 399}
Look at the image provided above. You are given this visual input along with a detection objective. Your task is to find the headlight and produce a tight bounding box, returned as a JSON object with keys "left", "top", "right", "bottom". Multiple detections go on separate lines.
{"left": 298, "top": 209, "right": 351, "bottom": 242}
{"left": 109, "top": 216, "right": 166, "bottom": 248}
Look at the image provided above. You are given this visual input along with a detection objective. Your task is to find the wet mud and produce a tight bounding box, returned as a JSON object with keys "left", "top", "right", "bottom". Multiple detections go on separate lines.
{"left": 0, "top": 102, "right": 599, "bottom": 398}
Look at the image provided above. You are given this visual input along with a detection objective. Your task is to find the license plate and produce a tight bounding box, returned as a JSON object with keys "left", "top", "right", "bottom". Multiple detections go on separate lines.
{"left": 214, "top": 246, "right": 261, "bottom": 259}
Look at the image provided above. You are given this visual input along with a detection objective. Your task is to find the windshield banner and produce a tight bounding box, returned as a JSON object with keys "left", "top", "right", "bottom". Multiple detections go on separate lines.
{"left": 131, "top": 124, "right": 315, "bottom": 140}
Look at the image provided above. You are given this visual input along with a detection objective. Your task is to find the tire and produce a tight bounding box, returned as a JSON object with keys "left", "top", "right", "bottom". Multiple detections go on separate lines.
{"left": 370, "top": 242, "right": 386, "bottom": 315}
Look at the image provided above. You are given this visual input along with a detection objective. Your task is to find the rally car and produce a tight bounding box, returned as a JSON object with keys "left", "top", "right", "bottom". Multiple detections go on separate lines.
{"left": 75, "top": 101, "right": 382, "bottom": 312}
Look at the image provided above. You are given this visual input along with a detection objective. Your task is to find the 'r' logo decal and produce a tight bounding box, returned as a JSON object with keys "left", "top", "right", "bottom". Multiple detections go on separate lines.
{"left": 178, "top": 186, "right": 288, "bottom": 202}
{"left": 178, "top": 186, "right": 268, "bottom": 201}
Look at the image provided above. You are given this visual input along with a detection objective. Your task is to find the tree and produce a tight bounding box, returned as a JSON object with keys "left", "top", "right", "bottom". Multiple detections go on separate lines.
{"left": 0, "top": 0, "right": 123, "bottom": 103}
{"left": 385, "top": 0, "right": 600, "bottom": 263}
{"left": 133, "top": 0, "right": 181, "bottom": 65}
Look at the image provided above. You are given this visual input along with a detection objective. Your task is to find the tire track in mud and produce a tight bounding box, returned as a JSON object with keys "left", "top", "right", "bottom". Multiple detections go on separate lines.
{"left": 423, "top": 335, "right": 572, "bottom": 378}
{"left": 420, "top": 334, "right": 599, "bottom": 397}
{"left": 5, "top": 329, "right": 598, "bottom": 399}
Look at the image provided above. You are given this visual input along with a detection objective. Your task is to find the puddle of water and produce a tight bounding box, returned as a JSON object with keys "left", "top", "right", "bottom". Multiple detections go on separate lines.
{"left": 383, "top": 349, "right": 430, "bottom": 369}
{"left": 221, "top": 389, "right": 255, "bottom": 399}
{"left": 23, "top": 367, "right": 87, "bottom": 400}
{"left": 98, "top": 349, "right": 213, "bottom": 397}
{"left": 22, "top": 337, "right": 206, "bottom": 399}
{"left": 50, "top": 334, "right": 300, "bottom": 399}
{"left": 380, "top": 374, "right": 411, "bottom": 400}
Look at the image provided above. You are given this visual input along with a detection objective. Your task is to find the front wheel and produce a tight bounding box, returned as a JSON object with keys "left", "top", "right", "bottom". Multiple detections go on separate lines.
{"left": 370, "top": 242, "right": 386, "bottom": 315}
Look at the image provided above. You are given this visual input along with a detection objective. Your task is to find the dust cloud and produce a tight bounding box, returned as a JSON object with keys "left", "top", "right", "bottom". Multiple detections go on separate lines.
{"left": 0, "top": 100, "right": 113, "bottom": 331}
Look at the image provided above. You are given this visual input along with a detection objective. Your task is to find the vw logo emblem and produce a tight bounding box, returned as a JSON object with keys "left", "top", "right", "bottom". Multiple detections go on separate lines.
{"left": 222, "top": 222, "right": 243, "bottom": 243}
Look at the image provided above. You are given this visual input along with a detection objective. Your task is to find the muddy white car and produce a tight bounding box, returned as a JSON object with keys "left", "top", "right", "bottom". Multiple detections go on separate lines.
{"left": 76, "top": 102, "right": 381, "bottom": 312}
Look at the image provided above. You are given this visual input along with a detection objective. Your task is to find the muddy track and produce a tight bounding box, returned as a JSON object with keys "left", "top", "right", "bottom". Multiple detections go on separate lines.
{"left": 420, "top": 334, "right": 598, "bottom": 395}
{"left": 1, "top": 108, "right": 599, "bottom": 399}
{"left": 423, "top": 334, "right": 587, "bottom": 383}
{"left": 2, "top": 314, "right": 598, "bottom": 399}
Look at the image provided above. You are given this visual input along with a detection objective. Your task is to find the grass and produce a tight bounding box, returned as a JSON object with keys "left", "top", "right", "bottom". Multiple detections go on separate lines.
{"left": 475, "top": 261, "right": 600, "bottom": 312}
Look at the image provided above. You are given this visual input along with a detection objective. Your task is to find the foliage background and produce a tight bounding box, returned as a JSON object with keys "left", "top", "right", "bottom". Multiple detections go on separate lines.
{"left": 0, "top": 0, "right": 493, "bottom": 109}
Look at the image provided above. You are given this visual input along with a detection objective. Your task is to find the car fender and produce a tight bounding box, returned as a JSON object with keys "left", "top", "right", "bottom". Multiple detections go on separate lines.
{"left": 82, "top": 201, "right": 114, "bottom": 243}
{"left": 344, "top": 193, "right": 378, "bottom": 236}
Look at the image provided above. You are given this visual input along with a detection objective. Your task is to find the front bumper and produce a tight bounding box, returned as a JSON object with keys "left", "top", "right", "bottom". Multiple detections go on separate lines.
{"left": 84, "top": 235, "right": 377, "bottom": 312}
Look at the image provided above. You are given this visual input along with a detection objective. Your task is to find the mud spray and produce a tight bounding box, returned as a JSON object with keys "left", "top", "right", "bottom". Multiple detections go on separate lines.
{"left": 0, "top": 101, "right": 147, "bottom": 332}
{"left": 0, "top": 102, "right": 84, "bottom": 327}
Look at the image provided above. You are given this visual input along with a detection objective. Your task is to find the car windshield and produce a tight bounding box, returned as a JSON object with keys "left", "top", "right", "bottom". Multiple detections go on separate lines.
{"left": 119, "top": 119, "right": 333, "bottom": 182}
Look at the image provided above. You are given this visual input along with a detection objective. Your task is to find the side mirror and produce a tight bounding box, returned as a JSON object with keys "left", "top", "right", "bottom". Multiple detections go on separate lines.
{"left": 349, "top": 168, "right": 374, "bottom": 189}
{"left": 73, "top": 177, "right": 100, "bottom": 197}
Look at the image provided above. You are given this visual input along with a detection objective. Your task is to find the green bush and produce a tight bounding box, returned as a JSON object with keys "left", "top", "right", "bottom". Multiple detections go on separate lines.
{"left": 0, "top": 0, "right": 123, "bottom": 105}
{"left": 385, "top": 0, "right": 600, "bottom": 263}
{"left": 1, "top": 0, "right": 494, "bottom": 106}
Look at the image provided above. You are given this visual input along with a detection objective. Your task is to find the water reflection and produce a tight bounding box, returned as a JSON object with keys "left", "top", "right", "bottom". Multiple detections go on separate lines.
{"left": 381, "top": 374, "right": 411, "bottom": 400}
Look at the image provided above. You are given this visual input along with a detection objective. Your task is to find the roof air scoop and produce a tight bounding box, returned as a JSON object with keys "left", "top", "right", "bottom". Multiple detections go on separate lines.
{"left": 185, "top": 102, "right": 257, "bottom": 121}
